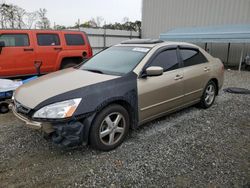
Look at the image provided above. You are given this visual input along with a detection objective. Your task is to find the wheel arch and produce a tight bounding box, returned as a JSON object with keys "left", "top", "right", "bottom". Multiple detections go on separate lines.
{"left": 209, "top": 78, "right": 219, "bottom": 95}
{"left": 60, "top": 56, "right": 84, "bottom": 69}
{"left": 81, "top": 98, "right": 138, "bottom": 145}
{"left": 94, "top": 98, "right": 137, "bottom": 129}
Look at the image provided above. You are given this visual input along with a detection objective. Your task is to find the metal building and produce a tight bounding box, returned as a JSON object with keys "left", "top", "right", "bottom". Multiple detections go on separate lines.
{"left": 142, "top": 0, "right": 250, "bottom": 38}
{"left": 142, "top": 0, "right": 250, "bottom": 66}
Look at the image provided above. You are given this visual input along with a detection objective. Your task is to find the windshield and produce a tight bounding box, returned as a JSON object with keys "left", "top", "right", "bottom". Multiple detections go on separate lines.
{"left": 80, "top": 46, "right": 150, "bottom": 75}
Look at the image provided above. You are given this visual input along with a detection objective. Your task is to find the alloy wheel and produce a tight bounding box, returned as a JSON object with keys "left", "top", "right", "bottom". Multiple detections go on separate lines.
{"left": 205, "top": 84, "right": 215, "bottom": 105}
{"left": 99, "top": 112, "right": 126, "bottom": 146}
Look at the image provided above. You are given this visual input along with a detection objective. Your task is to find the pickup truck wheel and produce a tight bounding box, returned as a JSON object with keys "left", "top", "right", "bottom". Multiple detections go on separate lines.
{"left": 199, "top": 81, "right": 217, "bottom": 109}
{"left": 0, "top": 103, "right": 9, "bottom": 114}
{"left": 90, "top": 104, "right": 129, "bottom": 151}
{"left": 61, "top": 61, "right": 78, "bottom": 69}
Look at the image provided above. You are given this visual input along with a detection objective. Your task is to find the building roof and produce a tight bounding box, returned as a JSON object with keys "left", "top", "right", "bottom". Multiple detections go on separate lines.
{"left": 160, "top": 25, "right": 250, "bottom": 43}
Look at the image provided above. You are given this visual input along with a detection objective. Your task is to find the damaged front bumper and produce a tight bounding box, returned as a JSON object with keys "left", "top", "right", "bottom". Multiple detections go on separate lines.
{"left": 10, "top": 103, "right": 54, "bottom": 134}
{"left": 10, "top": 103, "right": 92, "bottom": 147}
{"left": 10, "top": 103, "right": 42, "bottom": 129}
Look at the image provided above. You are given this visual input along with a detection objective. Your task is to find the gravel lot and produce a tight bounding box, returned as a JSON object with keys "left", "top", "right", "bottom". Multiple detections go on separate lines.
{"left": 0, "top": 70, "right": 249, "bottom": 188}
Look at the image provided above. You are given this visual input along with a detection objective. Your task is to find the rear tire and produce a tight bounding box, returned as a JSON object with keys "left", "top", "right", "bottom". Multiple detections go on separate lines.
{"left": 245, "top": 64, "right": 250, "bottom": 71}
{"left": 89, "top": 104, "right": 129, "bottom": 151}
{"left": 199, "top": 81, "right": 217, "bottom": 109}
{"left": 61, "top": 60, "right": 78, "bottom": 69}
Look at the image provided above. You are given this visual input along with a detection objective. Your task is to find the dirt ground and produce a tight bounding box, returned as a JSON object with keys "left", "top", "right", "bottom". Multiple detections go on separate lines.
{"left": 0, "top": 70, "right": 249, "bottom": 188}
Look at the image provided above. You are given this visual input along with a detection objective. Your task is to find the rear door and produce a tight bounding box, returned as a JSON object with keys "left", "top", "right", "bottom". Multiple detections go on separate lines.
{"left": 34, "top": 31, "right": 63, "bottom": 73}
{"left": 179, "top": 47, "right": 211, "bottom": 103}
{"left": 63, "top": 32, "right": 90, "bottom": 58}
{"left": 0, "top": 31, "right": 35, "bottom": 78}
{"left": 138, "top": 48, "right": 184, "bottom": 123}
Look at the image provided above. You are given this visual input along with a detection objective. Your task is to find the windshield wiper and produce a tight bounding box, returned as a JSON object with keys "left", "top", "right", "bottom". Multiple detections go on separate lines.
{"left": 84, "top": 68, "right": 103, "bottom": 74}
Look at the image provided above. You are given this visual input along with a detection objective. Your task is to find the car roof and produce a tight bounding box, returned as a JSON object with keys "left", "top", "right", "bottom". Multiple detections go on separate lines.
{"left": 0, "top": 29, "right": 85, "bottom": 34}
{"left": 116, "top": 39, "right": 199, "bottom": 49}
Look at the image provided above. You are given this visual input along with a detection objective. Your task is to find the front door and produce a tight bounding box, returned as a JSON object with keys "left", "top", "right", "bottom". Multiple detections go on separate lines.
{"left": 0, "top": 32, "right": 35, "bottom": 78}
{"left": 138, "top": 48, "right": 184, "bottom": 123}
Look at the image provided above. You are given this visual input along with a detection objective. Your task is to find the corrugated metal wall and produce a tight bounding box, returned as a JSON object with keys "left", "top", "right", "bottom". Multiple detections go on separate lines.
{"left": 80, "top": 28, "right": 140, "bottom": 54}
{"left": 142, "top": 0, "right": 250, "bottom": 66}
{"left": 142, "top": 0, "right": 250, "bottom": 38}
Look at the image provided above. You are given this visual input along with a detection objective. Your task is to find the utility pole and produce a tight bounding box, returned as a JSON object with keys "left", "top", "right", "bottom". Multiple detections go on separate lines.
{"left": 78, "top": 19, "right": 80, "bottom": 30}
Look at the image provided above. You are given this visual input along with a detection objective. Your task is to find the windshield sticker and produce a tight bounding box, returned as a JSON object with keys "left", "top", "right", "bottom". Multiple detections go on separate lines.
{"left": 132, "top": 48, "right": 150, "bottom": 53}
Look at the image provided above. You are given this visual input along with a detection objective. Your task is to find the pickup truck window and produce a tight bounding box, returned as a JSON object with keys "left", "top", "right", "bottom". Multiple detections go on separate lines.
{"left": 0, "top": 34, "right": 29, "bottom": 47}
{"left": 37, "top": 34, "right": 60, "bottom": 46}
{"left": 65, "top": 34, "right": 85, "bottom": 45}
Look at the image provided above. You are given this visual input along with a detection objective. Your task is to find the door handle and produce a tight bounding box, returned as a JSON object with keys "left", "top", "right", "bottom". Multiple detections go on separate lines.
{"left": 54, "top": 47, "right": 62, "bottom": 50}
{"left": 204, "top": 67, "right": 210, "bottom": 71}
{"left": 23, "top": 48, "right": 34, "bottom": 51}
{"left": 174, "top": 74, "right": 183, "bottom": 80}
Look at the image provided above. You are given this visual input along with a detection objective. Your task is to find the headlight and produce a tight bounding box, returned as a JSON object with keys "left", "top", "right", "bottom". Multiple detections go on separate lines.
{"left": 33, "top": 98, "right": 82, "bottom": 119}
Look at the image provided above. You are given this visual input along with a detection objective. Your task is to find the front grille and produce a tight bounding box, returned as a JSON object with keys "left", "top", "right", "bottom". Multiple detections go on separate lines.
{"left": 14, "top": 100, "right": 31, "bottom": 115}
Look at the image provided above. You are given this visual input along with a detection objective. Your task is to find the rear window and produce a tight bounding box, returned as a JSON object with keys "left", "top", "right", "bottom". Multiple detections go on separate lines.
{"left": 0, "top": 34, "right": 29, "bottom": 47}
{"left": 180, "top": 49, "right": 208, "bottom": 67}
{"left": 65, "top": 34, "right": 85, "bottom": 45}
{"left": 37, "top": 34, "right": 60, "bottom": 46}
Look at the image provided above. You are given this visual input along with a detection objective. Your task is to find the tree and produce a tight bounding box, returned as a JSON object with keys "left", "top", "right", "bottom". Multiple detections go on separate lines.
{"left": 25, "top": 11, "right": 38, "bottom": 29}
{"left": 80, "top": 21, "right": 91, "bottom": 28}
{"left": 0, "top": 3, "right": 10, "bottom": 28}
{"left": 103, "top": 20, "right": 141, "bottom": 32}
{"left": 0, "top": 3, "right": 40, "bottom": 29}
{"left": 54, "top": 24, "right": 66, "bottom": 30}
{"left": 36, "top": 8, "right": 50, "bottom": 29}
{"left": 16, "top": 6, "right": 26, "bottom": 29}
{"left": 134, "top": 20, "right": 141, "bottom": 32}
{"left": 0, "top": 4, "right": 25, "bottom": 29}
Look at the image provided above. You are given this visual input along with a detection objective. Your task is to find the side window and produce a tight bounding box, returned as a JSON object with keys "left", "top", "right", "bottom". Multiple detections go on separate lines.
{"left": 180, "top": 49, "right": 208, "bottom": 67}
{"left": 37, "top": 34, "right": 60, "bottom": 46}
{"left": 150, "top": 49, "right": 179, "bottom": 71}
{"left": 0, "top": 34, "right": 29, "bottom": 47}
{"left": 65, "top": 34, "right": 85, "bottom": 45}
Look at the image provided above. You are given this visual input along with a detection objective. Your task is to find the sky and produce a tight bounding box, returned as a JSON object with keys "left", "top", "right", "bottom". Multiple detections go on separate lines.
{"left": 2, "top": 0, "right": 142, "bottom": 27}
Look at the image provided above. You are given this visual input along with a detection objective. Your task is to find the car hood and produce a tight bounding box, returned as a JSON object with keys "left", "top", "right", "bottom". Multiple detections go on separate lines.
{"left": 15, "top": 68, "right": 119, "bottom": 109}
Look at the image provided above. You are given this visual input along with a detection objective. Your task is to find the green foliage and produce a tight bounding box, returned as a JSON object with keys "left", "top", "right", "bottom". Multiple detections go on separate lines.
{"left": 103, "top": 20, "right": 141, "bottom": 32}
{"left": 0, "top": 3, "right": 141, "bottom": 31}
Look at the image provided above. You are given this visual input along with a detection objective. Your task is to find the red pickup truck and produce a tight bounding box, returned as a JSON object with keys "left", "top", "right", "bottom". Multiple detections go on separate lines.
{"left": 0, "top": 30, "right": 92, "bottom": 78}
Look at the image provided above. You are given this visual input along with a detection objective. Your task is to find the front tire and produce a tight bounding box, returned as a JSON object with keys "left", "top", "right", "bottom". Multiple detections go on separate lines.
{"left": 89, "top": 104, "right": 129, "bottom": 151}
{"left": 0, "top": 102, "right": 9, "bottom": 114}
{"left": 199, "top": 81, "right": 217, "bottom": 109}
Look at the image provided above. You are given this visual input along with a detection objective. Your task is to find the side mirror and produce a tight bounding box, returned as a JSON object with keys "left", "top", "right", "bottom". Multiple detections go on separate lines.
{"left": 145, "top": 66, "right": 163, "bottom": 77}
{"left": 0, "top": 41, "right": 5, "bottom": 54}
